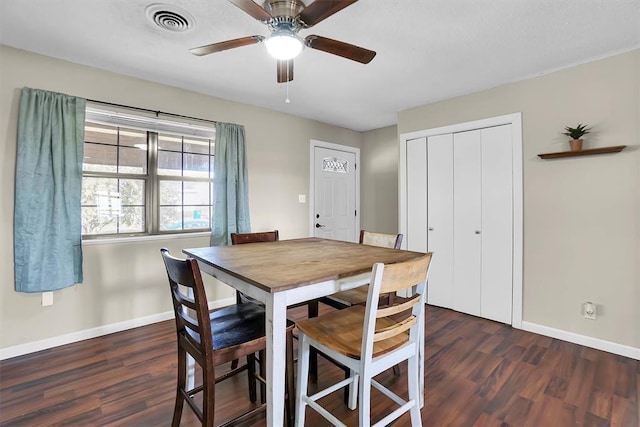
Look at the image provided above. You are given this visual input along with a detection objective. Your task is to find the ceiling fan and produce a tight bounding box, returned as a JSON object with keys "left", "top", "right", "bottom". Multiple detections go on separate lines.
{"left": 190, "top": 0, "right": 376, "bottom": 83}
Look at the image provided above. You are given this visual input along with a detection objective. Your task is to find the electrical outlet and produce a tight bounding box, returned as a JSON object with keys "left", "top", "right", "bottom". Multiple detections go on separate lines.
{"left": 298, "top": 194, "right": 306, "bottom": 203}
{"left": 583, "top": 302, "right": 597, "bottom": 320}
{"left": 42, "top": 292, "right": 53, "bottom": 306}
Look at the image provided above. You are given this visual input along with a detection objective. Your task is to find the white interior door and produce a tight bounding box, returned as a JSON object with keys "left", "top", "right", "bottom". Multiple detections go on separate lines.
{"left": 406, "top": 137, "right": 427, "bottom": 253}
{"left": 481, "top": 125, "right": 513, "bottom": 323}
{"left": 426, "top": 134, "right": 454, "bottom": 308}
{"left": 453, "top": 130, "right": 482, "bottom": 317}
{"left": 313, "top": 146, "right": 357, "bottom": 242}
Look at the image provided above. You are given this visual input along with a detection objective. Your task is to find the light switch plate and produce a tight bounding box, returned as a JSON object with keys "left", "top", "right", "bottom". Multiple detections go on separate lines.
{"left": 42, "top": 292, "right": 53, "bottom": 306}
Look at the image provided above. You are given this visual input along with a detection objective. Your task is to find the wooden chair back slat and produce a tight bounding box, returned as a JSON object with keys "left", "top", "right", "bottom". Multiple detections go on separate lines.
{"left": 376, "top": 294, "right": 422, "bottom": 318}
{"left": 360, "top": 230, "right": 403, "bottom": 249}
{"left": 378, "top": 253, "right": 432, "bottom": 295}
{"left": 231, "top": 230, "right": 279, "bottom": 245}
{"left": 373, "top": 315, "right": 417, "bottom": 342}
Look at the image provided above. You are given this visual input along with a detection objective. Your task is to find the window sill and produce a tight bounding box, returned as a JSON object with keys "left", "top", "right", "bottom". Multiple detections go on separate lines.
{"left": 82, "top": 231, "right": 211, "bottom": 246}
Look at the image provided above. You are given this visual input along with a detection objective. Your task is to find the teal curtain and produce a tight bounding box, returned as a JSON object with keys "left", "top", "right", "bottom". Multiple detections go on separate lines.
{"left": 14, "top": 88, "right": 86, "bottom": 292}
{"left": 210, "top": 122, "right": 251, "bottom": 246}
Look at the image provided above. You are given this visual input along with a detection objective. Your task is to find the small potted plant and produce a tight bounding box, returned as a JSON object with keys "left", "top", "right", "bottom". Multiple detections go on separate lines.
{"left": 563, "top": 123, "right": 591, "bottom": 152}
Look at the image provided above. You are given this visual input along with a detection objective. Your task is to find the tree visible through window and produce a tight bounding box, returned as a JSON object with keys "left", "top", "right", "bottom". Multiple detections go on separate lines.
{"left": 81, "top": 112, "right": 215, "bottom": 237}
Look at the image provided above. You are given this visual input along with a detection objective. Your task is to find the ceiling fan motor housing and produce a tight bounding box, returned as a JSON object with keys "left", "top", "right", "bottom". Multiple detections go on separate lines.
{"left": 262, "top": 0, "right": 306, "bottom": 23}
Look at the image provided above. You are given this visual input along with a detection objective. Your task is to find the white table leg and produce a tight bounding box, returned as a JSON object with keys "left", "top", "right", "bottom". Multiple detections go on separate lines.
{"left": 419, "top": 305, "right": 425, "bottom": 408}
{"left": 266, "top": 292, "right": 287, "bottom": 427}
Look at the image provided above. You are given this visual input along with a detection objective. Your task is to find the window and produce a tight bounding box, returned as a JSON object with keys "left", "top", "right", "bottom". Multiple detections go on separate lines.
{"left": 82, "top": 109, "right": 215, "bottom": 238}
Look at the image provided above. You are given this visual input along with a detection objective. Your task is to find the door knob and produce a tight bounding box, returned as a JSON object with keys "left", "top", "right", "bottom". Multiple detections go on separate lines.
{"left": 474, "top": 230, "right": 481, "bottom": 234}
{"left": 315, "top": 223, "right": 326, "bottom": 229}
{"left": 428, "top": 227, "right": 434, "bottom": 231}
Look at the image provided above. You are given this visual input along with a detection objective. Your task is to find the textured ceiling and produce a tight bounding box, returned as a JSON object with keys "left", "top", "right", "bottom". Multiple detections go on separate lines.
{"left": 1, "top": 0, "right": 639, "bottom": 131}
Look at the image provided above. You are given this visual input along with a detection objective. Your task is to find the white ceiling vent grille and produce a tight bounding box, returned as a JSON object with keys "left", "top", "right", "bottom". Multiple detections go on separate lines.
{"left": 145, "top": 4, "right": 195, "bottom": 32}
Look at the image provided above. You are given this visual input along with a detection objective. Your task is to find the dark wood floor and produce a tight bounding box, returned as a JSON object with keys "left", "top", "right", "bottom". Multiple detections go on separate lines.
{"left": 1, "top": 305, "right": 638, "bottom": 426}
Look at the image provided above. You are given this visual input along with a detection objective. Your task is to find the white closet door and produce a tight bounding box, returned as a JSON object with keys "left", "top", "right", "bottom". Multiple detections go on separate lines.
{"left": 426, "top": 134, "right": 454, "bottom": 308}
{"left": 453, "top": 130, "right": 482, "bottom": 317}
{"left": 406, "top": 137, "right": 428, "bottom": 253}
{"left": 481, "top": 125, "right": 513, "bottom": 323}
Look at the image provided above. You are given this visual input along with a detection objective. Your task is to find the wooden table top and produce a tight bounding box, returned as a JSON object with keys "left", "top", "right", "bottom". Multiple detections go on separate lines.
{"left": 184, "top": 237, "right": 426, "bottom": 293}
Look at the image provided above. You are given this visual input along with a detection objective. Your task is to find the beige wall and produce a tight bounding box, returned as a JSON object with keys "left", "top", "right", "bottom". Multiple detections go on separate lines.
{"left": 360, "top": 125, "right": 399, "bottom": 234}
{"left": 396, "top": 50, "right": 640, "bottom": 348}
{"left": 0, "top": 45, "right": 362, "bottom": 351}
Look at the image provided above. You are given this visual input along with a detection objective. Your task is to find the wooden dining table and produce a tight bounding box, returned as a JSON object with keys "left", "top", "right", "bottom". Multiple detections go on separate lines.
{"left": 184, "top": 237, "right": 427, "bottom": 426}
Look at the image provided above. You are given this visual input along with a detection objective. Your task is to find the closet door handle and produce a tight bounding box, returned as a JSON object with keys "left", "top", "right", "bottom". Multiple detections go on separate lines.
{"left": 474, "top": 230, "right": 481, "bottom": 235}
{"left": 428, "top": 227, "right": 434, "bottom": 231}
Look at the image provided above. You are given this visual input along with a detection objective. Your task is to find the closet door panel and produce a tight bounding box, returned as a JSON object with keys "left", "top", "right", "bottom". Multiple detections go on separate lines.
{"left": 406, "top": 137, "right": 427, "bottom": 253}
{"left": 426, "top": 134, "right": 454, "bottom": 308}
{"left": 481, "top": 125, "right": 513, "bottom": 323}
{"left": 453, "top": 130, "right": 482, "bottom": 317}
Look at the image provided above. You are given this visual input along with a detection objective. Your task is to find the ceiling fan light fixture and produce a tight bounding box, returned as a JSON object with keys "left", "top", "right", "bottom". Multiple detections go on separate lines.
{"left": 265, "top": 30, "right": 304, "bottom": 60}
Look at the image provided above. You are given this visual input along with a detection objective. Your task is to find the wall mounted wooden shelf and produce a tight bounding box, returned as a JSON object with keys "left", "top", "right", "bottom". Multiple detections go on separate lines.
{"left": 538, "top": 145, "right": 626, "bottom": 159}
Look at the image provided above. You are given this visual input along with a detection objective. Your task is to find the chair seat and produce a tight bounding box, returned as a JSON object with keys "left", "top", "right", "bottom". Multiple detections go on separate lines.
{"left": 324, "top": 286, "right": 370, "bottom": 307}
{"left": 185, "top": 303, "right": 293, "bottom": 365}
{"left": 210, "top": 303, "right": 268, "bottom": 350}
{"left": 296, "top": 305, "right": 409, "bottom": 359}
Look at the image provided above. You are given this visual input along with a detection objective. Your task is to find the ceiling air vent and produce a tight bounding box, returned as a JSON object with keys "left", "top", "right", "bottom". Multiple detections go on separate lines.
{"left": 145, "top": 4, "right": 195, "bottom": 32}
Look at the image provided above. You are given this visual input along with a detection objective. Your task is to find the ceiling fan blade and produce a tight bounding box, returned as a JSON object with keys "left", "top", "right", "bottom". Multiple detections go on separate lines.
{"left": 305, "top": 35, "right": 376, "bottom": 64}
{"left": 297, "top": 0, "right": 357, "bottom": 27}
{"left": 228, "top": 0, "right": 272, "bottom": 22}
{"left": 277, "top": 59, "right": 294, "bottom": 83}
{"left": 190, "top": 36, "right": 264, "bottom": 56}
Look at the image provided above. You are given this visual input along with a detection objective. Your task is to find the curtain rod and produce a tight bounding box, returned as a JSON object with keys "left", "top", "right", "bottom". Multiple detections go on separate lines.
{"left": 86, "top": 98, "right": 217, "bottom": 125}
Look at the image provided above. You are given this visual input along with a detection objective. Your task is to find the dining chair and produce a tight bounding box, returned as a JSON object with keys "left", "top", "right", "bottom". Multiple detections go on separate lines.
{"left": 160, "top": 248, "right": 295, "bottom": 427}
{"left": 295, "top": 253, "right": 432, "bottom": 427}
{"left": 230, "top": 230, "right": 320, "bottom": 382}
{"left": 320, "top": 230, "right": 403, "bottom": 310}
{"left": 320, "top": 230, "right": 404, "bottom": 379}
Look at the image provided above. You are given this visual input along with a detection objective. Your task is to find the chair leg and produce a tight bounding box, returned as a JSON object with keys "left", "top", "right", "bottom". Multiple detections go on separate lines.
{"left": 393, "top": 364, "right": 401, "bottom": 376}
{"left": 202, "top": 366, "right": 216, "bottom": 427}
{"left": 172, "top": 347, "right": 187, "bottom": 427}
{"left": 347, "top": 368, "right": 358, "bottom": 410}
{"left": 407, "top": 352, "right": 421, "bottom": 426}
{"left": 343, "top": 366, "right": 351, "bottom": 405}
{"left": 294, "top": 334, "right": 311, "bottom": 427}
{"left": 229, "top": 290, "right": 244, "bottom": 371}
{"left": 247, "top": 353, "right": 257, "bottom": 403}
{"left": 358, "top": 373, "right": 372, "bottom": 427}
{"left": 307, "top": 300, "right": 319, "bottom": 383}
{"left": 259, "top": 349, "right": 267, "bottom": 404}
{"left": 286, "top": 328, "right": 295, "bottom": 427}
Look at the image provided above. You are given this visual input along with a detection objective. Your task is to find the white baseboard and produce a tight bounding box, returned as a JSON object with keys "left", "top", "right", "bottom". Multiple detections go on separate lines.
{"left": 0, "top": 297, "right": 236, "bottom": 361}
{"left": 521, "top": 321, "right": 640, "bottom": 360}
